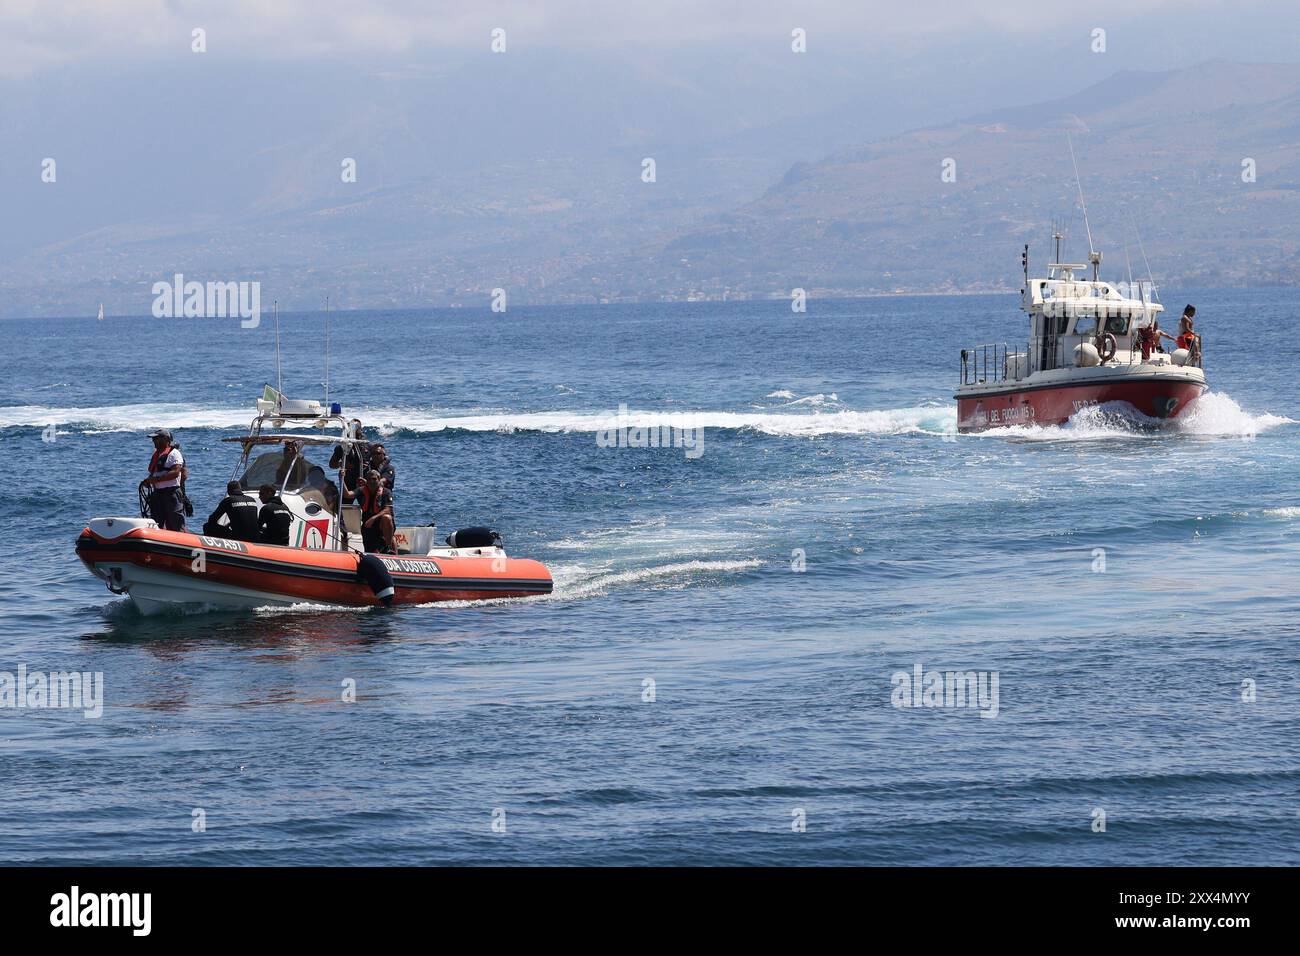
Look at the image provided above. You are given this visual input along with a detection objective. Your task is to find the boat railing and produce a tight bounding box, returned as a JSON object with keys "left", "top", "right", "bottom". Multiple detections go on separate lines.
{"left": 959, "top": 343, "right": 1013, "bottom": 385}
{"left": 960, "top": 332, "right": 1203, "bottom": 384}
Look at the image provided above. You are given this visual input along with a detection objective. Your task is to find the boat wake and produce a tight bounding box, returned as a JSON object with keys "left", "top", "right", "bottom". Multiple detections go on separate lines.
{"left": 975, "top": 392, "right": 1292, "bottom": 442}
{"left": 0, "top": 400, "right": 956, "bottom": 438}
{"left": 4, "top": 393, "right": 1287, "bottom": 441}
{"left": 406, "top": 558, "right": 765, "bottom": 610}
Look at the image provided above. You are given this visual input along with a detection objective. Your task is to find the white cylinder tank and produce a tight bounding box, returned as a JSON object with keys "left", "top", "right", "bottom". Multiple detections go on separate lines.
{"left": 1074, "top": 342, "right": 1101, "bottom": 367}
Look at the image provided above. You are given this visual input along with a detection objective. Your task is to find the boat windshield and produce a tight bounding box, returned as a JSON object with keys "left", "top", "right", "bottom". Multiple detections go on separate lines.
{"left": 239, "top": 446, "right": 332, "bottom": 495}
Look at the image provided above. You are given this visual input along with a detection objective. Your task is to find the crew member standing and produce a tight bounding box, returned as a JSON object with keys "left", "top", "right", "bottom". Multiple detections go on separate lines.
{"left": 1176, "top": 306, "right": 1201, "bottom": 364}
{"left": 330, "top": 421, "right": 370, "bottom": 501}
{"left": 145, "top": 429, "right": 187, "bottom": 531}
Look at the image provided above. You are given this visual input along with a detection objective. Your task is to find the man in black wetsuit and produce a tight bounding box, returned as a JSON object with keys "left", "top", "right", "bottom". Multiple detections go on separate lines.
{"left": 358, "top": 470, "right": 396, "bottom": 554}
{"left": 257, "top": 484, "right": 292, "bottom": 546}
{"left": 203, "top": 481, "right": 260, "bottom": 541}
{"left": 330, "top": 423, "right": 369, "bottom": 501}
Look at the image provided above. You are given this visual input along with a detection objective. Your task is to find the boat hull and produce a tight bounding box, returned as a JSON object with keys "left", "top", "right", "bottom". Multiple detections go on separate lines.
{"left": 955, "top": 376, "right": 1207, "bottom": 432}
{"left": 76, "top": 525, "right": 553, "bottom": 615}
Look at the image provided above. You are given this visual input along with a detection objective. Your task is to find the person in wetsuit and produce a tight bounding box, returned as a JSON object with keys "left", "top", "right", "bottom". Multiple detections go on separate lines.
{"left": 369, "top": 443, "right": 395, "bottom": 491}
{"left": 358, "top": 469, "right": 396, "bottom": 554}
{"left": 203, "top": 481, "right": 260, "bottom": 541}
{"left": 330, "top": 423, "right": 369, "bottom": 501}
{"left": 257, "top": 484, "right": 292, "bottom": 546}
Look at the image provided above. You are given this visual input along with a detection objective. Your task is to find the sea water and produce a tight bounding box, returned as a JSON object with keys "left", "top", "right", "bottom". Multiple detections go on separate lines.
{"left": 0, "top": 290, "right": 1296, "bottom": 865}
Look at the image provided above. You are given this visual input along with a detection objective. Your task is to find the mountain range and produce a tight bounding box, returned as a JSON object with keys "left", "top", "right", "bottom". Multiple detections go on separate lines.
{"left": 2, "top": 57, "right": 1298, "bottom": 316}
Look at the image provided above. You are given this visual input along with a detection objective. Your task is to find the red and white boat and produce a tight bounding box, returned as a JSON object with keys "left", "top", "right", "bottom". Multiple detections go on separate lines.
{"left": 955, "top": 235, "right": 1206, "bottom": 432}
{"left": 76, "top": 391, "right": 553, "bottom": 614}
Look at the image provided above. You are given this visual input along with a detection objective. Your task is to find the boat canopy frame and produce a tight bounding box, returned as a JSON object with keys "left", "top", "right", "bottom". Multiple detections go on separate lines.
{"left": 223, "top": 408, "right": 368, "bottom": 493}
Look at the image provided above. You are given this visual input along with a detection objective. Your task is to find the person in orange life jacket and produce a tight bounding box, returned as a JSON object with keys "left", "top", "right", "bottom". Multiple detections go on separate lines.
{"left": 144, "top": 429, "right": 187, "bottom": 531}
{"left": 1175, "top": 306, "right": 1201, "bottom": 362}
{"left": 358, "top": 470, "right": 396, "bottom": 554}
{"left": 257, "top": 484, "right": 292, "bottom": 546}
{"left": 204, "top": 481, "right": 260, "bottom": 541}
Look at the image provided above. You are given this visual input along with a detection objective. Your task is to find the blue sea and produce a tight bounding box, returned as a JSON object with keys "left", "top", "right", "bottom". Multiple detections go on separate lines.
{"left": 1, "top": 291, "right": 1297, "bottom": 866}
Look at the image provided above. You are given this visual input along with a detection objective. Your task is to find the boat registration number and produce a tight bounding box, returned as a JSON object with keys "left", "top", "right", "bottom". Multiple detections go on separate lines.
{"left": 198, "top": 536, "right": 248, "bottom": 553}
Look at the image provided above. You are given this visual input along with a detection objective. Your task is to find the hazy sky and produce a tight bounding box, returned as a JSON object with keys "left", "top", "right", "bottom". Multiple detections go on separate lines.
{"left": 0, "top": 0, "right": 1268, "bottom": 76}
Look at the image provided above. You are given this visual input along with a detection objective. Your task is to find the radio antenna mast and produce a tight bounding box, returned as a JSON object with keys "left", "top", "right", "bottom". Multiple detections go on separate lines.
{"left": 1067, "top": 133, "right": 1101, "bottom": 280}
{"left": 1067, "top": 134, "right": 1094, "bottom": 255}
{"left": 324, "top": 295, "right": 331, "bottom": 408}
{"left": 274, "top": 300, "right": 283, "bottom": 400}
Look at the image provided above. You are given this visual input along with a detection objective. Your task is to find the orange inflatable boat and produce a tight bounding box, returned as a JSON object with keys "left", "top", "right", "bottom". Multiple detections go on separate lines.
{"left": 75, "top": 390, "right": 554, "bottom": 615}
{"left": 77, "top": 520, "right": 553, "bottom": 615}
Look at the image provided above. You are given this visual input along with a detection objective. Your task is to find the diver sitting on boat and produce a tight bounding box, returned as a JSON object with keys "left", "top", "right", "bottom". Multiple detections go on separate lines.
{"left": 257, "top": 485, "right": 292, "bottom": 546}
{"left": 358, "top": 470, "right": 397, "bottom": 554}
{"left": 203, "top": 481, "right": 260, "bottom": 541}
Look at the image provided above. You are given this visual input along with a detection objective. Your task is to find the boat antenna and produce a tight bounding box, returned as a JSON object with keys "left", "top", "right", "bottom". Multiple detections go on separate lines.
{"left": 1126, "top": 214, "right": 1158, "bottom": 325}
{"left": 1130, "top": 215, "right": 1157, "bottom": 297}
{"left": 274, "top": 299, "right": 283, "bottom": 401}
{"left": 324, "top": 295, "right": 331, "bottom": 408}
{"left": 1067, "top": 133, "right": 1101, "bottom": 280}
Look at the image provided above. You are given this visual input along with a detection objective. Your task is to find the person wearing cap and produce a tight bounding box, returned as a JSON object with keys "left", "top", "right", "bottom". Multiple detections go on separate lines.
{"left": 1176, "top": 305, "right": 1201, "bottom": 364}
{"left": 358, "top": 469, "right": 396, "bottom": 554}
{"left": 144, "top": 429, "right": 187, "bottom": 531}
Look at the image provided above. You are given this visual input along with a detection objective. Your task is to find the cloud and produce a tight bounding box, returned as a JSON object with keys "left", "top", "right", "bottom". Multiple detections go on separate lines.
{"left": 0, "top": 0, "right": 1238, "bottom": 76}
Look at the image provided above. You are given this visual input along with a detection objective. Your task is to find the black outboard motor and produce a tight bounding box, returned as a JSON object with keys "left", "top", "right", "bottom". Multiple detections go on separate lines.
{"left": 445, "top": 527, "right": 502, "bottom": 549}
{"left": 357, "top": 553, "right": 395, "bottom": 605}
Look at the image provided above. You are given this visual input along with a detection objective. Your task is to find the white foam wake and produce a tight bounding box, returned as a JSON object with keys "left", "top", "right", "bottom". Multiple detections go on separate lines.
{"left": 1173, "top": 392, "right": 1294, "bottom": 436}
{"left": 0, "top": 402, "right": 957, "bottom": 438}
{"left": 408, "top": 558, "right": 766, "bottom": 610}
{"left": 970, "top": 393, "right": 1292, "bottom": 442}
{"left": 3, "top": 392, "right": 1286, "bottom": 441}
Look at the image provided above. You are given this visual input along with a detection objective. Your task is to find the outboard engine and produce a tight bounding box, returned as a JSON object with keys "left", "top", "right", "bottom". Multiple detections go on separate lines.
{"left": 356, "top": 553, "right": 395, "bottom": 605}
{"left": 445, "top": 527, "right": 502, "bottom": 549}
